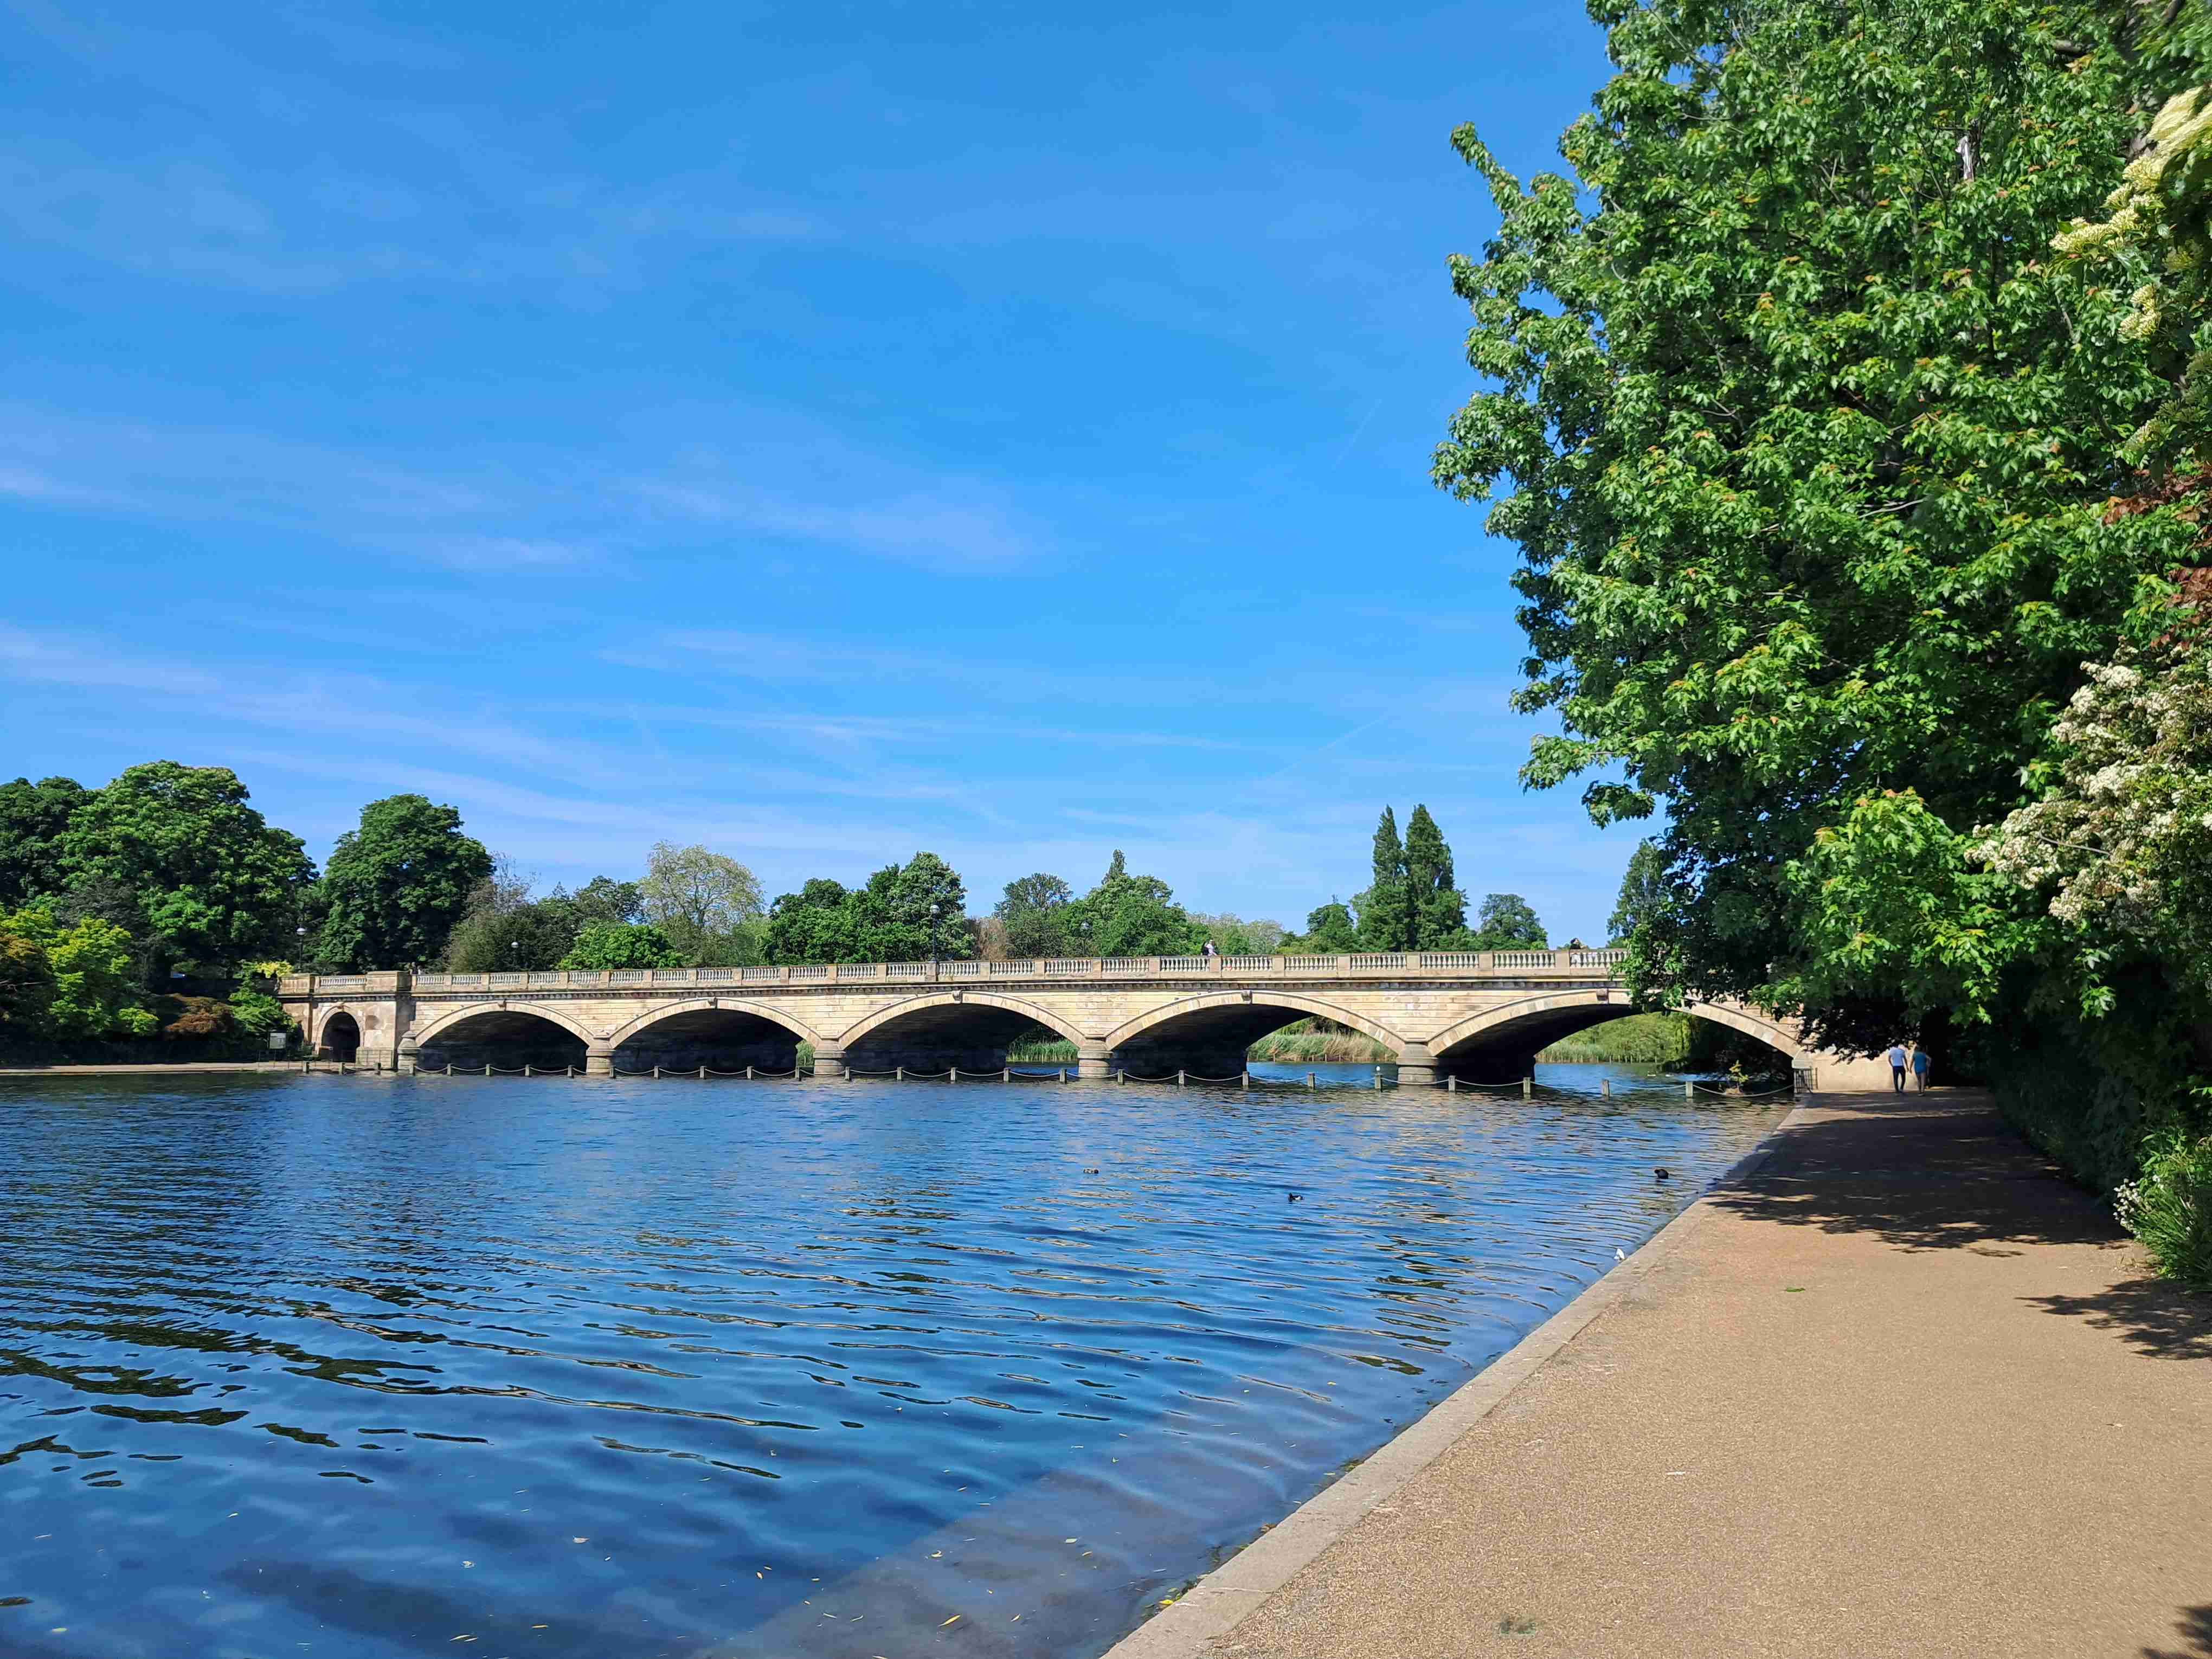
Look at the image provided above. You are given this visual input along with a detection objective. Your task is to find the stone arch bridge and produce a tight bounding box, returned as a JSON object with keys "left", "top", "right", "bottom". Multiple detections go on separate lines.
{"left": 278, "top": 951, "right": 1888, "bottom": 1089}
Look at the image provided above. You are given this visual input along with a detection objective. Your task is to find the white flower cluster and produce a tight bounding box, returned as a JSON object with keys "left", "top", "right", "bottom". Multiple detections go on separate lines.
{"left": 2054, "top": 87, "right": 2212, "bottom": 345}
{"left": 1977, "top": 650, "right": 2212, "bottom": 960}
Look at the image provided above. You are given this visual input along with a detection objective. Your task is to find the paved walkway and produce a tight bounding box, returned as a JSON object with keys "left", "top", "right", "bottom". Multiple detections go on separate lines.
{"left": 1116, "top": 1091, "right": 2212, "bottom": 1659}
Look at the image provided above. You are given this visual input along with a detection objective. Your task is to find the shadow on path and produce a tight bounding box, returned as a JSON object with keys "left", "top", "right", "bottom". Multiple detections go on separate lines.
{"left": 2143, "top": 1604, "right": 2212, "bottom": 1658}
{"left": 2027, "top": 1278, "right": 2212, "bottom": 1363}
{"left": 1712, "top": 1092, "right": 2212, "bottom": 1363}
{"left": 1710, "top": 1093, "right": 2119, "bottom": 1251}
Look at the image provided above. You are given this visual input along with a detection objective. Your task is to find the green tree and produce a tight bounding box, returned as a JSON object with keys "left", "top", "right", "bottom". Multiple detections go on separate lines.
{"left": 1469, "top": 893, "right": 1546, "bottom": 951}
{"left": 0, "top": 776, "right": 91, "bottom": 909}
{"left": 1608, "top": 840, "right": 1669, "bottom": 947}
{"left": 314, "top": 794, "right": 492, "bottom": 970}
{"left": 1281, "top": 901, "right": 1360, "bottom": 954}
{"left": 765, "top": 878, "right": 858, "bottom": 964}
{"left": 558, "top": 920, "right": 684, "bottom": 970}
{"left": 640, "top": 842, "right": 764, "bottom": 962}
{"left": 1354, "top": 808, "right": 1412, "bottom": 951}
{"left": 995, "top": 872, "right": 1075, "bottom": 958}
{"left": 1432, "top": 0, "right": 2195, "bottom": 1040}
{"left": 56, "top": 763, "right": 314, "bottom": 979}
{"left": 6, "top": 908, "right": 155, "bottom": 1038}
{"left": 1402, "top": 805, "right": 1470, "bottom": 948}
{"left": 0, "top": 911, "right": 56, "bottom": 1031}
{"left": 1064, "top": 851, "right": 1203, "bottom": 958}
{"left": 845, "top": 852, "right": 973, "bottom": 961}
{"left": 439, "top": 858, "right": 542, "bottom": 971}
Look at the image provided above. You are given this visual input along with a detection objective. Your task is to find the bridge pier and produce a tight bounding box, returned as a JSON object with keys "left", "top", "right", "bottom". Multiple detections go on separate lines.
{"left": 395, "top": 1039, "right": 419, "bottom": 1076}
{"left": 1077, "top": 1045, "right": 1111, "bottom": 1082}
{"left": 1393, "top": 1043, "right": 1437, "bottom": 1088}
{"left": 584, "top": 1042, "right": 614, "bottom": 1078}
{"left": 807, "top": 1046, "right": 846, "bottom": 1079}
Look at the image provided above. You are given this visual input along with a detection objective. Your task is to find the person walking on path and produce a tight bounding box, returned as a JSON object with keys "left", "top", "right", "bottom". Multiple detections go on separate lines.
{"left": 1886, "top": 1040, "right": 1909, "bottom": 1093}
{"left": 1912, "top": 1044, "right": 1932, "bottom": 1091}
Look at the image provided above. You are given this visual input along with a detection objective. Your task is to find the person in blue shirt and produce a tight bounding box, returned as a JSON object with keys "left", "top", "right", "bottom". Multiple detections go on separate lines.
{"left": 1885, "top": 1041, "right": 1908, "bottom": 1092}
{"left": 1911, "top": 1044, "right": 1932, "bottom": 1091}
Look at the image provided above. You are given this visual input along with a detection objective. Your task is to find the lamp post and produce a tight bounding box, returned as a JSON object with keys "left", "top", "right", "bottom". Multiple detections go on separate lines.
{"left": 929, "top": 902, "right": 942, "bottom": 974}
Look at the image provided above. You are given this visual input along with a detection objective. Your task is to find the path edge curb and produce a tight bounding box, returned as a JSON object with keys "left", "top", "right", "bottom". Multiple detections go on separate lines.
{"left": 1098, "top": 1094, "right": 1816, "bottom": 1659}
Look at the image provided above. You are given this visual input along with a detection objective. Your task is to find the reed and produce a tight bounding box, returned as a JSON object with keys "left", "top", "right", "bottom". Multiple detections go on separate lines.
{"left": 1534, "top": 1013, "right": 1693, "bottom": 1065}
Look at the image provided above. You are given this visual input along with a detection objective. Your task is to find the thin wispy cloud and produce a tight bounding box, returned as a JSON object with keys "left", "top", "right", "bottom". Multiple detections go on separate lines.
{"left": 632, "top": 477, "right": 1041, "bottom": 572}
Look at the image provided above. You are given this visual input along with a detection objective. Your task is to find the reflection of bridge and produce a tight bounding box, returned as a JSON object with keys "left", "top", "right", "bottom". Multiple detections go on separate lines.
{"left": 279, "top": 951, "right": 1888, "bottom": 1088}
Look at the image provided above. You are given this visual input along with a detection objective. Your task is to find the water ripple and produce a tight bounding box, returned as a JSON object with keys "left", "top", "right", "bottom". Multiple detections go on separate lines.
{"left": 0, "top": 1066, "right": 1782, "bottom": 1658}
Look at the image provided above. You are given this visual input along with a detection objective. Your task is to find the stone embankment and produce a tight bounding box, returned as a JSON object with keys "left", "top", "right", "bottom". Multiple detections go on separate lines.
{"left": 1113, "top": 1090, "right": 2212, "bottom": 1659}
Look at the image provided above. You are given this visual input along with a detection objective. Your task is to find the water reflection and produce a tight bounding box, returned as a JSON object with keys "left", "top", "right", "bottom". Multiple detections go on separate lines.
{"left": 0, "top": 1066, "right": 1780, "bottom": 1658}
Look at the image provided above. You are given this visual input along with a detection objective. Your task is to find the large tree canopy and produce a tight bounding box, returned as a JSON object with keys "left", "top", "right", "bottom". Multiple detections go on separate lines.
{"left": 56, "top": 762, "right": 314, "bottom": 976}
{"left": 0, "top": 776, "right": 90, "bottom": 910}
{"left": 1437, "top": 0, "right": 2199, "bottom": 1040}
{"left": 640, "top": 842, "right": 764, "bottom": 963}
{"left": 315, "top": 794, "right": 492, "bottom": 970}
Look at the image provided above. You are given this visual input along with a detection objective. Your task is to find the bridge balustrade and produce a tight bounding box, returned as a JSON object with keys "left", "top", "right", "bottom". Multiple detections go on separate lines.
{"left": 296, "top": 948, "right": 1631, "bottom": 1001}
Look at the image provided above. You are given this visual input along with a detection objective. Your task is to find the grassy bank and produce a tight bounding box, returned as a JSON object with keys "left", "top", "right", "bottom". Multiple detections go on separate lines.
{"left": 1535, "top": 1013, "right": 1693, "bottom": 1066}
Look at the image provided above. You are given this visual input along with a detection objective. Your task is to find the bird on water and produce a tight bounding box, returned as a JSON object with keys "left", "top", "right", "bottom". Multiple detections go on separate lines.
{"left": 1654, "top": 1167, "right": 1671, "bottom": 1181}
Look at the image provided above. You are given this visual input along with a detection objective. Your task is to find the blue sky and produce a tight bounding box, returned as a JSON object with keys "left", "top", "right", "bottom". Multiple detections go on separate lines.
{"left": 0, "top": 0, "right": 1637, "bottom": 943}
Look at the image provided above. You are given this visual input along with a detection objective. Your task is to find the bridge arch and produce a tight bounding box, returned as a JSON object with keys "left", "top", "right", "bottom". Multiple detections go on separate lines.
{"left": 835, "top": 992, "right": 1088, "bottom": 1073}
{"left": 1424, "top": 989, "right": 1808, "bottom": 1081}
{"left": 409, "top": 1001, "right": 595, "bottom": 1072}
{"left": 316, "top": 1006, "right": 361, "bottom": 1060}
{"left": 606, "top": 997, "right": 821, "bottom": 1073}
{"left": 1103, "top": 992, "right": 1406, "bottom": 1076}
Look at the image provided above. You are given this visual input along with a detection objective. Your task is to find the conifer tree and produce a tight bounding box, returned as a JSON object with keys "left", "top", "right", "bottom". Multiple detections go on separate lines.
{"left": 1355, "top": 807, "right": 1412, "bottom": 951}
{"left": 1403, "top": 804, "right": 1470, "bottom": 948}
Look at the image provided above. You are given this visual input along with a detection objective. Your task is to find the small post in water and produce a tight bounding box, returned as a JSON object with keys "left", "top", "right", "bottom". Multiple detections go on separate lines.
{"left": 1307, "top": 1071, "right": 1316, "bottom": 1089}
{"left": 896, "top": 1065, "right": 904, "bottom": 1082}
{"left": 746, "top": 1065, "right": 754, "bottom": 1080}
{"left": 1003, "top": 1066, "right": 1011, "bottom": 1082}
{"left": 698, "top": 1064, "right": 706, "bottom": 1080}
{"left": 653, "top": 1064, "right": 661, "bottom": 1079}
{"left": 485, "top": 1063, "right": 493, "bottom": 1078}
{"left": 1684, "top": 1077, "right": 1694, "bottom": 1099}
{"left": 1521, "top": 1075, "right": 1532, "bottom": 1099}
{"left": 525, "top": 1064, "right": 533, "bottom": 1078}
{"left": 1600, "top": 1077, "right": 1611, "bottom": 1096}
{"left": 1372, "top": 1065, "right": 1382, "bottom": 1091}
{"left": 1176, "top": 1069, "right": 1186, "bottom": 1088}
{"left": 1058, "top": 1066, "right": 1068, "bottom": 1083}
{"left": 949, "top": 1066, "right": 959, "bottom": 1083}
{"left": 1241, "top": 1071, "right": 1250, "bottom": 1090}
{"left": 1447, "top": 1075, "right": 1457, "bottom": 1094}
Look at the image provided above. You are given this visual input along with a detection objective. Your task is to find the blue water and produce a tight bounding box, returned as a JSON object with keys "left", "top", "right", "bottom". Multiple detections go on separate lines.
{"left": 0, "top": 1065, "right": 1783, "bottom": 1659}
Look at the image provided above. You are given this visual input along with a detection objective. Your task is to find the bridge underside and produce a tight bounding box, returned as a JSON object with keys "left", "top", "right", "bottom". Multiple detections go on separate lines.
{"left": 845, "top": 1006, "right": 1060, "bottom": 1073}
{"left": 419, "top": 1011, "right": 587, "bottom": 1073}
{"left": 616, "top": 1009, "right": 802, "bottom": 1073}
{"left": 1435, "top": 1005, "right": 1795, "bottom": 1082}
{"left": 1113, "top": 1003, "right": 1352, "bottom": 1078}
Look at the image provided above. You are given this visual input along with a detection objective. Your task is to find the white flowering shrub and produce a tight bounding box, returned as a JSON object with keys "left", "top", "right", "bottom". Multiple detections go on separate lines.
{"left": 1979, "top": 647, "right": 2212, "bottom": 1004}
{"left": 2113, "top": 1131, "right": 2212, "bottom": 1283}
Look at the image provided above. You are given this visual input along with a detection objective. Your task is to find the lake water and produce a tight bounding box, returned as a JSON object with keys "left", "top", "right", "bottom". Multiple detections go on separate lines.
{"left": 0, "top": 1065, "right": 1784, "bottom": 1659}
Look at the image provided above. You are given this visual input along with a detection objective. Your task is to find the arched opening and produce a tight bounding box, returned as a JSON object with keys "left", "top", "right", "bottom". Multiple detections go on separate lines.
{"left": 1431, "top": 996, "right": 1803, "bottom": 1083}
{"left": 416, "top": 1009, "right": 588, "bottom": 1073}
{"left": 841, "top": 997, "right": 1084, "bottom": 1075}
{"left": 1108, "top": 997, "right": 1401, "bottom": 1079}
{"left": 319, "top": 1011, "right": 361, "bottom": 1062}
{"left": 612, "top": 1007, "right": 807, "bottom": 1073}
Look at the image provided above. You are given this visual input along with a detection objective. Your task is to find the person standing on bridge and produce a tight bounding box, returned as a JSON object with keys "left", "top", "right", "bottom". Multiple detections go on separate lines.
{"left": 1886, "top": 1040, "right": 1909, "bottom": 1093}
{"left": 1911, "top": 1044, "right": 1932, "bottom": 1091}
{"left": 1202, "top": 938, "right": 1218, "bottom": 959}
